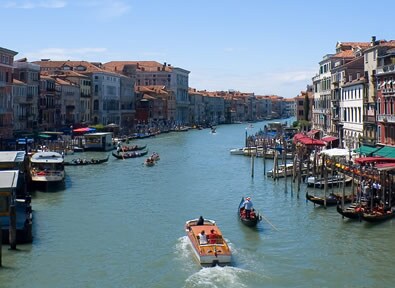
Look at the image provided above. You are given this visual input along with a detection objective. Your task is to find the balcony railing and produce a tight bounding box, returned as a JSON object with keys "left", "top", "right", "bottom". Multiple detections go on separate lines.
{"left": 377, "top": 114, "right": 395, "bottom": 123}
{"left": 377, "top": 64, "right": 395, "bottom": 75}
{"left": 363, "top": 115, "right": 376, "bottom": 123}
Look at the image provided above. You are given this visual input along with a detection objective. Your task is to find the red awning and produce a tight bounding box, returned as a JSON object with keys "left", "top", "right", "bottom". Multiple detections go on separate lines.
{"left": 293, "top": 133, "right": 326, "bottom": 146}
{"left": 354, "top": 156, "right": 395, "bottom": 164}
{"left": 322, "top": 136, "right": 338, "bottom": 143}
{"left": 307, "top": 129, "right": 320, "bottom": 137}
{"left": 375, "top": 162, "right": 395, "bottom": 171}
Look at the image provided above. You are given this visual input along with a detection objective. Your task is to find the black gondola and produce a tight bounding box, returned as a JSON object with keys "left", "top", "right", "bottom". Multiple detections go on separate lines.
{"left": 112, "top": 150, "right": 148, "bottom": 159}
{"left": 361, "top": 210, "right": 395, "bottom": 223}
{"left": 119, "top": 144, "right": 147, "bottom": 152}
{"left": 238, "top": 197, "right": 261, "bottom": 227}
{"left": 64, "top": 155, "right": 109, "bottom": 166}
{"left": 336, "top": 202, "right": 363, "bottom": 220}
{"left": 306, "top": 192, "right": 352, "bottom": 207}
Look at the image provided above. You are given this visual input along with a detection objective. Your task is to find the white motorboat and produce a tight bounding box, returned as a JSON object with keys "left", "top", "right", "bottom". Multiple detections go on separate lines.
{"left": 307, "top": 174, "right": 352, "bottom": 188}
{"left": 29, "top": 151, "right": 65, "bottom": 182}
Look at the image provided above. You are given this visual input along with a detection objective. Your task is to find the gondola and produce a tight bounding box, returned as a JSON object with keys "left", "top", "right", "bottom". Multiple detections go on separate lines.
{"left": 64, "top": 155, "right": 110, "bottom": 166}
{"left": 361, "top": 209, "right": 395, "bottom": 223}
{"left": 238, "top": 197, "right": 261, "bottom": 227}
{"left": 336, "top": 202, "right": 363, "bottom": 220}
{"left": 119, "top": 144, "right": 147, "bottom": 152}
{"left": 112, "top": 150, "right": 148, "bottom": 159}
{"left": 306, "top": 191, "right": 352, "bottom": 206}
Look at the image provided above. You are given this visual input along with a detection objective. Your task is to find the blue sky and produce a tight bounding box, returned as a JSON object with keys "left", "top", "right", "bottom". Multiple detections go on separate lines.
{"left": 1, "top": 0, "right": 394, "bottom": 98}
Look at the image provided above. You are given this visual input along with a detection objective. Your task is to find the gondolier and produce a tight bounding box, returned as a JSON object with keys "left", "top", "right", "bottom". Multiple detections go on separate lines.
{"left": 242, "top": 197, "right": 253, "bottom": 219}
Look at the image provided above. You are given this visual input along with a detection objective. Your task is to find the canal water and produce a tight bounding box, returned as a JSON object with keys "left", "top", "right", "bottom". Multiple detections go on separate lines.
{"left": 1, "top": 119, "right": 395, "bottom": 288}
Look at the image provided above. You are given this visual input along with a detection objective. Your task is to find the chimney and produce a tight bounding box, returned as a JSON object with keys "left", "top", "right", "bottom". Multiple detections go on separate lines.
{"left": 371, "top": 36, "right": 377, "bottom": 46}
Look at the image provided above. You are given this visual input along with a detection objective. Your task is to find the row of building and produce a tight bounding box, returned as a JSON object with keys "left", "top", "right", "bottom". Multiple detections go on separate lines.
{"left": 295, "top": 36, "right": 395, "bottom": 154}
{"left": 0, "top": 47, "right": 295, "bottom": 140}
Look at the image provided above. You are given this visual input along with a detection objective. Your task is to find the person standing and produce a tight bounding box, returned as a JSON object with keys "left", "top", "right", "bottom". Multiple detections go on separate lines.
{"left": 197, "top": 216, "right": 204, "bottom": 225}
{"left": 242, "top": 197, "right": 254, "bottom": 219}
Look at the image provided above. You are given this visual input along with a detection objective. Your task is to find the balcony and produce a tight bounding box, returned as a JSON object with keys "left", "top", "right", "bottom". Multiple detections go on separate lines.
{"left": 363, "top": 115, "right": 376, "bottom": 123}
{"left": 377, "top": 64, "right": 395, "bottom": 75}
{"left": 377, "top": 114, "right": 395, "bottom": 123}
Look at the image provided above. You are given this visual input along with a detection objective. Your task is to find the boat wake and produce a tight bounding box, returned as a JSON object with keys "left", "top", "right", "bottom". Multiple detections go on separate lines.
{"left": 176, "top": 236, "right": 271, "bottom": 287}
{"left": 184, "top": 265, "right": 270, "bottom": 288}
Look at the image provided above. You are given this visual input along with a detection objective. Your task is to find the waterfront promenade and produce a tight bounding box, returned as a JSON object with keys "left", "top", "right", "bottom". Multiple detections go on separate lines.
{"left": 1, "top": 119, "right": 395, "bottom": 287}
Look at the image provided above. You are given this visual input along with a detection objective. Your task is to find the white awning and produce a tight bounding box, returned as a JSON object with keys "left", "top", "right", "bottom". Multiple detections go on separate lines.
{"left": 321, "top": 148, "right": 349, "bottom": 157}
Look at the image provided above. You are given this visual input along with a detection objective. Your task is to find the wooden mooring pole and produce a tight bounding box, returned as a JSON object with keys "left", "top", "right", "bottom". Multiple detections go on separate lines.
{"left": 251, "top": 153, "right": 255, "bottom": 178}
{"left": 9, "top": 204, "right": 16, "bottom": 250}
{"left": 0, "top": 219, "right": 2, "bottom": 267}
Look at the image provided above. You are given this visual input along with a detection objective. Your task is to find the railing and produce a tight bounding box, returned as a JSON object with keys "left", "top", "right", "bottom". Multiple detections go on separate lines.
{"left": 377, "top": 114, "right": 395, "bottom": 123}
{"left": 377, "top": 64, "right": 395, "bottom": 75}
{"left": 363, "top": 115, "right": 376, "bottom": 123}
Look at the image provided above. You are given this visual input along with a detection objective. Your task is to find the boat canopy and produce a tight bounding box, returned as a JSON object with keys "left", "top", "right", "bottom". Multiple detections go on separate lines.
{"left": 321, "top": 148, "right": 349, "bottom": 157}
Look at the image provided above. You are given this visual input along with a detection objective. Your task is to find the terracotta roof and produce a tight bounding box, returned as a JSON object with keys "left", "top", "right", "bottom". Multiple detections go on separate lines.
{"left": 33, "top": 60, "right": 119, "bottom": 75}
{"left": 103, "top": 61, "right": 173, "bottom": 72}
{"left": 333, "top": 50, "right": 356, "bottom": 58}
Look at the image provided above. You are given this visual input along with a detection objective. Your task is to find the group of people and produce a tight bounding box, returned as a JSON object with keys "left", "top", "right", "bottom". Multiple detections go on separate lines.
{"left": 198, "top": 229, "right": 218, "bottom": 245}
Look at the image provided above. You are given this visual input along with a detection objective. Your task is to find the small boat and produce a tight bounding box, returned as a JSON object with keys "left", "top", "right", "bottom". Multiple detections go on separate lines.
{"left": 150, "top": 152, "right": 160, "bottom": 161}
{"left": 211, "top": 127, "right": 216, "bottom": 133}
{"left": 306, "top": 191, "right": 352, "bottom": 206}
{"left": 64, "top": 155, "right": 109, "bottom": 166}
{"left": 144, "top": 157, "right": 155, "bottom": 166}
{"left": 336, "top": 202, "right": 364, "bottom": 220}
{"left": 238, "top": 197, "right": 261, "bottom": 227}
{"left": 112, "top": 150, "right": 148, "bottom": 159}
{"left": 119, "top": 144, "right": 147, "bottom": 152}
{"left": 307, "top": 174, "right": 352, "bottom": 188}
{"left": 361, "top": 209, "right": 395, "bottom": 223}
{"left": 185, "top": 218, "right": 232, "bottom": 267}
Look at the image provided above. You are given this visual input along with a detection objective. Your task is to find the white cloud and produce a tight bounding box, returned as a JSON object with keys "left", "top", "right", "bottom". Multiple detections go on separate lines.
{"left": 23, "top": 47, "right": 107, "bottom": 61}
{"left": 2, "top": 0, "right": 67, "bottom": 9}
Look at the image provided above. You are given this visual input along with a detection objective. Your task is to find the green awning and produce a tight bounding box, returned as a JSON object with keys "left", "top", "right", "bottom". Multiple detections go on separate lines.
{"left": 373, "top": 146, "right": 395, "bottom": 158}
{"left": 354, "top": 145, "right": 382, "bottom": 156}
{"left": 38, "top": 134, "right": 52, "bottom": 138}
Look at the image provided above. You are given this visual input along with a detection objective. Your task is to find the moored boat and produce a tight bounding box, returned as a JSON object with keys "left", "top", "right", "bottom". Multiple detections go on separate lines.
{"left": 185, "top": 218, "right": 232, "bottom": 266}
{"left": 361, "top": 209, "right": 395, "bottom": 223}
{"left": 307, "top": 174, "right": 352, "bottom": 188}
{"left": 306, "top": 191, "right": 352, "bottom": 206}
{"left": 238, "top": 197, "right": 261, "bottom": 227}
{"left": 29, "top": 151, "right": 65, "bottom": 182}
{"left": 336, "top": 202, "right": 364, "bottom": 220}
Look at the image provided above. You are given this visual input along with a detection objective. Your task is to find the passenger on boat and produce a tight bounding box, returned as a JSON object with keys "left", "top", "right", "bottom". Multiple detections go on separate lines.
{"left": 242, "top": 197, "right": 253, "bottom": 219}
{"left": 208, "top": 229, "right": 217, "bottom": 244}
{"left": 198, "top": 230, "right": 208, "bottom": 245}
{"left": 197, "top": 216, "right": 204, "bottom": 225}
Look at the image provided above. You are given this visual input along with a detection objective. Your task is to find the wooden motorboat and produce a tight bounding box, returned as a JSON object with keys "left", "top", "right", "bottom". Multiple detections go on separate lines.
{"left": 119, "top": 144, "right": 147, "bottom": 152}
{"left": 336, "top": 202, "right": 364, "bottom": 220}
{"left": 112, "top": 150, "right": 148, "bottom": 159}
{"left": 361, "top": 209, "right": 395, "bottom": 223}
{"left": 238, "top": 197, "right": 261, "bottom": 227}
{"left": 185, "top": 219, "right": 232, "bottom": 266}
{"left": 306, "top": 191, "right": 352, "bottom": 206}
{"left": 64, "top": 155, "right": 109, "bottom": 166}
